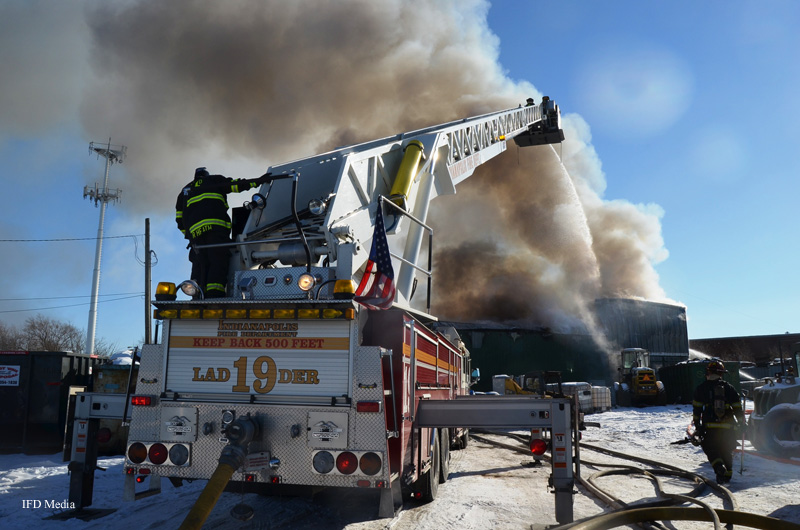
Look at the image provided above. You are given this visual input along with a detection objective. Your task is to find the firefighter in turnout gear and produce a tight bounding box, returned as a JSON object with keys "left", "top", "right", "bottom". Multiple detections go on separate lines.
{"left": 692, "top": 360, "right": 745, "bottom": 484}
{"left": 175, "top": 175, "right": 201, "bottom": 286}
{"left": 175, "top": 167, "right": 272, "bottom": 298}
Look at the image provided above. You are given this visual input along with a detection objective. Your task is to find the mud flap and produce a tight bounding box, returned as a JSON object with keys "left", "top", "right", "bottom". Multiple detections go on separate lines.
{"left": 123, "top": 471, "right": 162, "bottom": 502}
{"left": 378, "top": 478, "right": 403, "bottom": 518}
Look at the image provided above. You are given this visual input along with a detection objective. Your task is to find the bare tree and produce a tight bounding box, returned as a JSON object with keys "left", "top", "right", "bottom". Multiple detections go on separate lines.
{"left": 20, "top": 314, "right": 84, "bottom": 352}
{"left": 0, "top": 320, "right": 24, "bottom": 350}
{"left": 93, "top": 336, "right": 121, "bottom": 358}
{"left": 0, "top": 314, "right": 124, "bottom": 355}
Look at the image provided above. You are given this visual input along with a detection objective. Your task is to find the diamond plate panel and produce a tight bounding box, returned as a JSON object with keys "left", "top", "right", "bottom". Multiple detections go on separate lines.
{"left": 127, "top": 333, "right": 393, "bottom": 489}
{"left": 233, "top": 267, "right": 336, "bottom": 299}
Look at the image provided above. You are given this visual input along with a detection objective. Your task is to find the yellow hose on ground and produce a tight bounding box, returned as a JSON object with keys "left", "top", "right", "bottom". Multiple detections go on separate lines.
{"left": 177, "top": 462, "right": 237, "bottom": 530}
{"left": 178, "top": 418, "right": 258, "bottom": 530}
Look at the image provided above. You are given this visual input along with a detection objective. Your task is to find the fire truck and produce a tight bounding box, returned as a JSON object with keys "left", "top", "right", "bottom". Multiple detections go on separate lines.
{"left": 69, "top": 98, "right": 575, "bottom": 525}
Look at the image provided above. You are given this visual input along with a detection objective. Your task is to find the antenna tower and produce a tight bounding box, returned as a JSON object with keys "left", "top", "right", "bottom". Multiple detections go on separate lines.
{"left": 84, "top": 139, "right": 126, "bottom": 356}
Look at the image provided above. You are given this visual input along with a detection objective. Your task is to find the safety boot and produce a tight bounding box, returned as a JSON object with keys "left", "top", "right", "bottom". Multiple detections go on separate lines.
{"left": 713, "top": 463, "right": 727, "bottom": 485}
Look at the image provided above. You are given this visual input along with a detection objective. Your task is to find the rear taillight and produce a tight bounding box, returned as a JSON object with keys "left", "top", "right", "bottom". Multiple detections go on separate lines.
{"left": 359, "top": 452, "right": 381, "bottom": 476}
{"left": 149, "top": 443, "right": 168, "bottom": 465}
{"left": 336, "top": 452, "right": 358, "bottom": 475}
{"left": 127, "top": 442, "right": 191, "bottom": 466}
{"left": 169, "top": 444, "right": 190, "bottom": 466}
{"left": 313, "top": 451, "right": 335, "bottom": 473}
{"left": 312, "top": 450, "right": 383, "bottom": 476}
{"left": 128, "top": 442, "right": 147, "bottom": 464}
{"left": 96, "top": 427, "right": 112, "bottom": 444}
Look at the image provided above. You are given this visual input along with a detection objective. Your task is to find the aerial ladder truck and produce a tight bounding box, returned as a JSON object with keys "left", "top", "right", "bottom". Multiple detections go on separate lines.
{"left": 68, "top": 97, "right": 577, "bottom": 525}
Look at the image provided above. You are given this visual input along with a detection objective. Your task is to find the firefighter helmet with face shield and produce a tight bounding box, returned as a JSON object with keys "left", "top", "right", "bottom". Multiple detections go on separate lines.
{"left": 706, "top": 360, "right": 727, "bottom": 375}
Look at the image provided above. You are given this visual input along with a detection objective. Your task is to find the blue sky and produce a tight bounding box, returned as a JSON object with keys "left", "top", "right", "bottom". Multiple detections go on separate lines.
{"left": 1, "top": 0, "right": 799, "bottom": 353}
{"left": 489, "top": 0, "right": 800, "bottom": 337}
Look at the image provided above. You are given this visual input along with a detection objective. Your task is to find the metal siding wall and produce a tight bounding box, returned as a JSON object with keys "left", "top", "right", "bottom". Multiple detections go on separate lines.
{"left": 595, "top": 299, "right": 688, "bottom": 355}
{"left": 457, "top": 329, "right": 612, "bottom": 393}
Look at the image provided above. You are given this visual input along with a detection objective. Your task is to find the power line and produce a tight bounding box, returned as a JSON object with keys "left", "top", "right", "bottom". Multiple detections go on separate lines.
{"left": 0, "top": 292, "right": 142, "bottom": 301}
{"left": 0, "top": 234, "right": 157, "bottom": 267}
{"left": 0, "top": 234, "right": 143, "bottom": 242}
{"left": 0, "top": 294, "right": 143, "bottom": 314}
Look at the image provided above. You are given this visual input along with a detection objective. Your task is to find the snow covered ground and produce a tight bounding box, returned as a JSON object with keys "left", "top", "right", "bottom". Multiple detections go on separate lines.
{"left": 1, "top": 405, "right": 798, "bottom": 529}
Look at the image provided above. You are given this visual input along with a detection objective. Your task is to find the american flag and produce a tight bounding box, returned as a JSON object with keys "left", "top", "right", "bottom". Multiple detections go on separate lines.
{"left": 354, "top": 206, "right": 395, "bottom": 310}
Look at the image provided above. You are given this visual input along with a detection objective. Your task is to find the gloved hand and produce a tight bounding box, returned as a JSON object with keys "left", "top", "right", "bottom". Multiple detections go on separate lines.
{"left": 256, "top": 172, "right": 273, "bottom": 184}
{"left": 695, "top": 425, "right": 706, "bottom": 437}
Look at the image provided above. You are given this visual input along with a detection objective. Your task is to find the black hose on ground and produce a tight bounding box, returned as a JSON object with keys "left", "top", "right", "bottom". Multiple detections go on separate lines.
{"left": 552, "top": 506, "right": 800, "bottom": 530}
{"left": 470, "top": 431, "right": 797, "bottom": 530}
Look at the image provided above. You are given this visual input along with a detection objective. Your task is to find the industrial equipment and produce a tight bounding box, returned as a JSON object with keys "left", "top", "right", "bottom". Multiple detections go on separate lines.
{"left": 747, "top": 345, "right": 800, "bottom": 458}
{"left": 614, "top": 348, "right": 666, "bottom": 407}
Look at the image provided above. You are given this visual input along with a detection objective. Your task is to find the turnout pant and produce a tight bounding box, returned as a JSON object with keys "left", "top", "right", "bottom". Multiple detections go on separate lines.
{"left": 191, "top": 231, "right": 232, "bottom": 298}
{"left": 701, "top": 428, "right": 737, "bottom": 480}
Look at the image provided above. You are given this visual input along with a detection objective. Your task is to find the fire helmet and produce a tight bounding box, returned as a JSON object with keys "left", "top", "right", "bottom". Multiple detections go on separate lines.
{"left": 706, "top": 360, "right": 728, "bottom": 375}
{"left": 194, "top": 167, "right": 209, "bottom": 179}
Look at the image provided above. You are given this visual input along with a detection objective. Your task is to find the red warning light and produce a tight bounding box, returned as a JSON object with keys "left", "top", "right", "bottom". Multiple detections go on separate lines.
{"left": 356, "top": 401, "right": 381, "bottom": 413}
{"left": 530, "top": 438, "right": 548, "bottom": 456}
{"left": 131, "top": 395, "right": 152, "bottom": 406}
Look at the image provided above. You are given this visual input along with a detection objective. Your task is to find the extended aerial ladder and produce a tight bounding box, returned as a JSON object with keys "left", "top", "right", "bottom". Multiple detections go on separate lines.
{"left": 231, "top": 97, "right": 564, "bottom": 310}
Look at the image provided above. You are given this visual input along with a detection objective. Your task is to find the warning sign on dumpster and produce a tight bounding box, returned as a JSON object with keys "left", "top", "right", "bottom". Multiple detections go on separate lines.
{"left": 0, "top": 365, "right": 21, "bottom": 386}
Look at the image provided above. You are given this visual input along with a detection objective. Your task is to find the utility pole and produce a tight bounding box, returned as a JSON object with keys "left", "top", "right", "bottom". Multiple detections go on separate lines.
{"left": 145, "top": 218, "right": 151, "bottom": 345}
{"left": 84, "top": 139, "right": 126, "bottom": 356}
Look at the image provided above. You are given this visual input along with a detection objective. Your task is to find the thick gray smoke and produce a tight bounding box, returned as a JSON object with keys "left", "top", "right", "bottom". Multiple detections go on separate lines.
{"left": 429, "top": 114, "right": 669, "bottom": 331}
{"left": 82, "top": 0, "right": 528, "bottom": 209}
{"left": 79, "top": 0, "right": 671, "bottom": 331}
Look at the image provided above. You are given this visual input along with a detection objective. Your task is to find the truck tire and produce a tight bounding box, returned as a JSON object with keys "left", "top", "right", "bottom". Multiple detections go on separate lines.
{"left": 439, "top": 428, "right": 450, "bottom": 484}
{"left": 762, "top": 404, "right": 800, "bottom": 458}
{"left": 421, "top": 434, "right": 440, "bottom": 502}
{"left": 748, "top": 420, "right": 766, "bottom": 452}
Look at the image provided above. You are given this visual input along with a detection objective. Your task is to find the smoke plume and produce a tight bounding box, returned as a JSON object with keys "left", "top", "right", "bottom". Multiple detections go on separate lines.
{"left": 80, "top": 0, "right": 671, "bottom": 331}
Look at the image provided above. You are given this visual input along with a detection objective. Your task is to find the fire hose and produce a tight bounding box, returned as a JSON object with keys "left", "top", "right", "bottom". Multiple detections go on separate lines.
{"left": 471, "top": 431, "right": 799, "bottom": 530}
{"left": 178, "top": 416, "right": 259, "bottom": 530}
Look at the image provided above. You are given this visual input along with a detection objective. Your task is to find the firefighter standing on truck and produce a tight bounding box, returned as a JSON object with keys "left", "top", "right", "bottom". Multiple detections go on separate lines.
{"left": 175, "top": 167, "right": 271, "bottom": 298}
{"left": 692, "top": 360, "right": 745, "bottom": 484}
